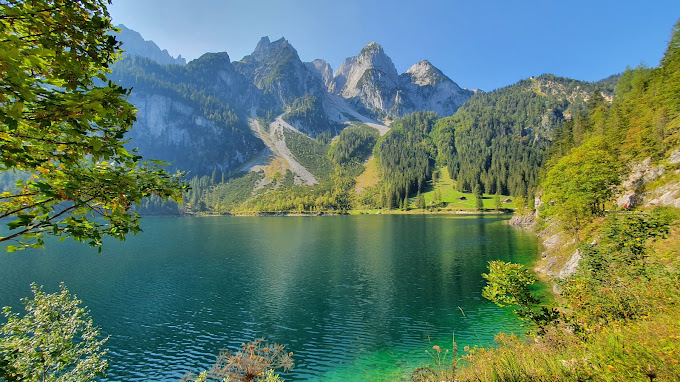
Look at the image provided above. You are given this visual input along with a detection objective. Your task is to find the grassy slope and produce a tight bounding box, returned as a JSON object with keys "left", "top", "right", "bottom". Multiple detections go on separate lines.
{"left": 354, "top": 155, "right": 380, "bottom": 193}
{"left": 352, "top": 165, "right": 518, "bottom": 213}
{"left": 412, "top": 167, "right": 516, "bottom": 211}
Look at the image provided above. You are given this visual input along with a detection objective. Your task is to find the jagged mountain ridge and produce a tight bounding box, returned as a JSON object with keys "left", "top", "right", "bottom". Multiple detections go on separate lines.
{"left": 331, "top": 42, "right": 474, "bottom": 118}
{"left": 233, "top": 37, "right": 325, "bottom": 110}
{"left": 111, "top": 27, "right": 474, "bottom": 179}
{"left": 114, "top": 25, "right": 186, "bottom": 66}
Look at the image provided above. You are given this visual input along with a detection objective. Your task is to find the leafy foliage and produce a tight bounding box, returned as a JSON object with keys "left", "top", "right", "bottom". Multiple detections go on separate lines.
{"left": 0, "top": 0, "right": 184, "bottom": 250}
{"left": 468, "top": 210, "right": 680, "bottom": 381}
{"left": 560, "top": 210, "right": 676, "bottom": 330}
{"left": 542, "top": 137, "right": 622, "bottom": 233}
{"left": 465, "top": 20, "right": 680, "bottom": 379}
{"left": 482, "top": 261, "right": 559, "bottom": 330}
{"left": 0, "top": 284, "right": 108, "bottom": 381}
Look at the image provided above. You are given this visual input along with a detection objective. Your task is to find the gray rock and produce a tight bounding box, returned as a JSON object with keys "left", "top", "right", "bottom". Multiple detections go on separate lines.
{"left": 332, "top": 43, "right": 472, "bottom": 118}
{"left": 114, "top": 24, "right": 186, "bottom": 66}
{"left": 558, "top": 249, "right": 582, "bottom": 279}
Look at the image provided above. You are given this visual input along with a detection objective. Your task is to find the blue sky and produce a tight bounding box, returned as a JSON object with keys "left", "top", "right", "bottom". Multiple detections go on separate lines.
{"left": 108, "top": 0, "right": 680, "bottom": 91}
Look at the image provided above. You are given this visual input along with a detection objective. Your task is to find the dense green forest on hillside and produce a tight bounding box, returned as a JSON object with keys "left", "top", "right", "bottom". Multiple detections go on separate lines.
{"left": 375, "top": 111, "right": 437, "bottom": 207}
{"left": 329, "top": 124, "right": 379, "bottom": 166}
{"left": 445, "top": 20, "right": 680, "bottom": 382}
{"left": 434, "top": 74, "right": 616, "bottom": 197}
{"left": 165, "top": 73, "right": 620, "bottom": 214}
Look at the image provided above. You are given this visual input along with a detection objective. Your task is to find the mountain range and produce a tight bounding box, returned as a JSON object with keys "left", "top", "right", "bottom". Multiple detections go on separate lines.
{"left": 108, "top": 25, "right": 618, "bottom": 214}
{"left": 110, "top": 25, "right": 473, "bottom": 176}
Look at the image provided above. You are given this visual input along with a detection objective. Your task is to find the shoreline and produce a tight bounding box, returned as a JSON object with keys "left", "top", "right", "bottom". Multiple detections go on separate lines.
{"left": 164, "top": 209, "right": 516, "bottom": 217}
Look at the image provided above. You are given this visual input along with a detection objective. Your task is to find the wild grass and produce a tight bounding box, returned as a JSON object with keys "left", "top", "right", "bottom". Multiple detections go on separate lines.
{"left": 458, "top": 312, "right": 680, "bottom": 381}
{"left": 411, "top": 334, "right": 459, "bottom": 382}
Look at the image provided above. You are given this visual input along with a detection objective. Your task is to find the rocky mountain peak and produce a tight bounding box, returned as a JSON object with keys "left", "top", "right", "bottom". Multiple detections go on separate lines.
{"left": 251, "top": 36, "right": 295, "bottom": 62}
{"left": 186, "top": 52, "right": 232, "bottom": 73}
{"left": 395, "top": 60, "right": 471, "bottom": 117}
{"left": 333, "top": 41, "right": 399, "bottom": 104}
{"left": 405, "top": 60, "right": 450, "bottom": 87}
{"left": 255, "top": 36, "right": 271, "bottom": 50}
{"left": 114, "top": 24, "right": 186, "bottom": 66}
{"left": 359, "top": 41, "right": 384, "bottom": 56}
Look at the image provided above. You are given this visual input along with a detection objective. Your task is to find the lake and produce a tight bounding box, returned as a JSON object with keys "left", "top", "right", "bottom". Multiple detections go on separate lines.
{"left": 0, "top": 214, "right": 539, "bottom": 381}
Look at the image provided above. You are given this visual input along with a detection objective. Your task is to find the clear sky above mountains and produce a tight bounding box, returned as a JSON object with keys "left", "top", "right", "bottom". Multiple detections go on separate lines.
{"left": 109, "top": 0, "right": 680, "bottom": 91}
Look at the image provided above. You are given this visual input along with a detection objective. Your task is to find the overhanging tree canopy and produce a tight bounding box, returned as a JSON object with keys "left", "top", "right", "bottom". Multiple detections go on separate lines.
{"left": 0, "top": 0, "right": 185, "bottom": 251}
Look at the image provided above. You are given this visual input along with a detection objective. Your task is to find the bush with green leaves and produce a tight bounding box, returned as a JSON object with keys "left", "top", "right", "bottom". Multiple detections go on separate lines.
{"left": 559, "top": 209, "right": 677, "bottom": 331}
{"left": 482, "top": 261, "right": 559, "bottom": 331}
{"left": 0, "top": 284, "right": 108, "bottom": 381}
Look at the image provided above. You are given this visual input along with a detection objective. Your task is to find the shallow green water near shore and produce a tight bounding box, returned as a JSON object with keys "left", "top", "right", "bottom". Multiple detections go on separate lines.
{"left": 0, "top": 214, "right": 539, "bottom": 381}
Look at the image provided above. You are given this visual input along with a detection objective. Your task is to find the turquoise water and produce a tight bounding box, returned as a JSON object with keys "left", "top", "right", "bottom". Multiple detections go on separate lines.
{"left": 0, "top": 215, "right": 539, "bottom": 381}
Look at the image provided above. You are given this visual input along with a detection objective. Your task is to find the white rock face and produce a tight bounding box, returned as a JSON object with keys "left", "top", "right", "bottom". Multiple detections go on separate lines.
{"left": 398, "top": 60, "right": 473, "bottom": 117}
{"left": 332, "top": 42, "right": 400, "bottom": 113}
{"left": 558, "top": 249, "right": 582, "bottom": 279}
{"left": 127, "top": 93, "right": 259, "bottom": 173}
{"left": 332, "top": 44, "right": 471, "bottom": 118}
{"left": 334, "top": 42, "right": 399, "bottom": 97}
{"left": 131, "top": 94, "right": 192, "bottom": 144}
{"left": 405, "top": 60, "right": 448, "bottom": 86}
{"left": 305, "top": 59, "right": 334, "bottom": 92}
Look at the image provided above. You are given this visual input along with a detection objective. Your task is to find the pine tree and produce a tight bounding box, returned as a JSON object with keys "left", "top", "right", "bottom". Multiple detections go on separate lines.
{"left": 474, "top": 184, "right": 484, "bottom": 211}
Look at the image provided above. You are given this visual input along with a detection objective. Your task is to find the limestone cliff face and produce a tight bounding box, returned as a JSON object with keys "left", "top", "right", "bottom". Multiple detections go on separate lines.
{"left": 333, "top": 42, "right": 400, "bottom": 115}
{"left": 305, "top": 59, "right": 335, "bottom": 92}
{"left": 616, "top": 149, "right": 680, "bottom": 209}
{"left": 109, "top": 50, "right": 264, "bottom": 176}
{"left": 126, "top": 93, "right": 263, "bottom": 175}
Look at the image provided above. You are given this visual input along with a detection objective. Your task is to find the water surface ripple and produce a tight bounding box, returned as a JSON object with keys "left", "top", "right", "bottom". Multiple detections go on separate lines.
{"left": 0, "top": 215, "right": 539, "bottom": 381}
